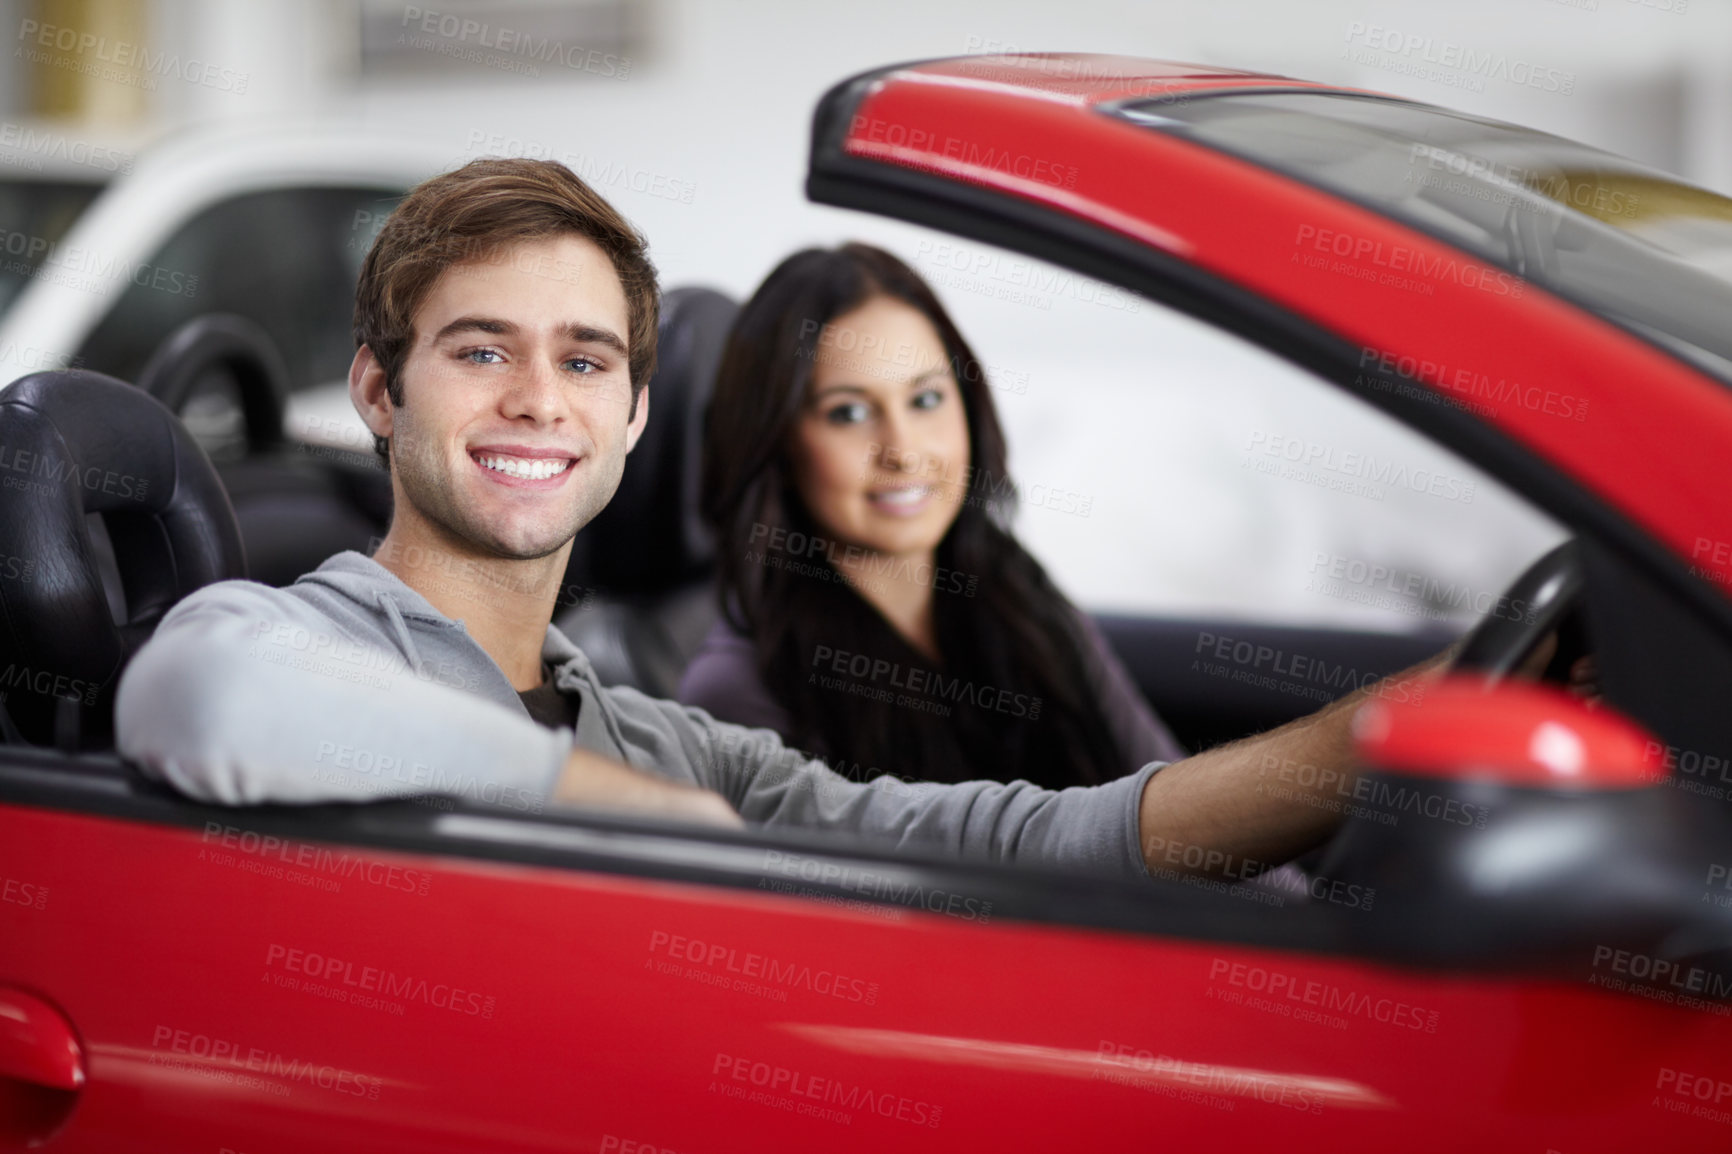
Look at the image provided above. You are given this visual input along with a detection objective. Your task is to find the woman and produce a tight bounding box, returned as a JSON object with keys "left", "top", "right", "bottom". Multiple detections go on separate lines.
{"left": 679, "top": 243, "right": 1183, "bottom": 790}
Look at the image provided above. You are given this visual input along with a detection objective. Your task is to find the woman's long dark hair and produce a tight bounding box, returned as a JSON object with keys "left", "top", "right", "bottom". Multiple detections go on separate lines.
{"left": 701, "top": 243, "right": 1128, "bottom": 789}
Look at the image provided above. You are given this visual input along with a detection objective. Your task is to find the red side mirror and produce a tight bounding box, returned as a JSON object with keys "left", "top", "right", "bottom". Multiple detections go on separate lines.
{"left": 1351, "top": 676, "right": 1660, "bottom": 789}
{"left": 1324, "top": 677, "right": 1724, "bottom": 974}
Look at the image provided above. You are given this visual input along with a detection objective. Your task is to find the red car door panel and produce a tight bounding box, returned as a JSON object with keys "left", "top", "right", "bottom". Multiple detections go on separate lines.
{"left": 5, "top": 787, "right": 1731, "bottom": 1152}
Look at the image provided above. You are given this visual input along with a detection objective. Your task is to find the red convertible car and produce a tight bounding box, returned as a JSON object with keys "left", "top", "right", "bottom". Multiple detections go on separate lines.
{"left": 5, "top": 53, "right": 1732, "bottom": 1152}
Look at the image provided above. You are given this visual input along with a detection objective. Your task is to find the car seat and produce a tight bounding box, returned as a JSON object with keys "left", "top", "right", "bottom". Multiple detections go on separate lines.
{"left": 136, "top": 314, "right": 390, "bottom": 588}
{"left": 556, "top": 287, "right": 737, "bottom": 695}
{"left": 0, "top": 370, "right": 246, "bottom": 751}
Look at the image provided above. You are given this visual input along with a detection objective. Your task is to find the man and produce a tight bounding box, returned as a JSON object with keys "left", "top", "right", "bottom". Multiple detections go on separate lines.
{"left": 117, "top": 158, "right": 1434, "bottom": 882}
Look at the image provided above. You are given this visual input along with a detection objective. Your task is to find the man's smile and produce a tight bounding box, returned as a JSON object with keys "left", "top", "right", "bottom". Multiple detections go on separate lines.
{"left": 468, "top": 443, "right": 581, "bottom": 487}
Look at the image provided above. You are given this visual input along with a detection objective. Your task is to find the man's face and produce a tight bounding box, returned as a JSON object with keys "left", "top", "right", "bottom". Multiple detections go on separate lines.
{"left": 372, "top": 234, "right": 645, "bottom": 560}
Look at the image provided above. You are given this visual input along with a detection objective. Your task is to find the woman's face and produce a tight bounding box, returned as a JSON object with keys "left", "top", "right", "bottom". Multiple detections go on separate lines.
{"left": 788, "top": 294, "right": 972, "bottom": 561}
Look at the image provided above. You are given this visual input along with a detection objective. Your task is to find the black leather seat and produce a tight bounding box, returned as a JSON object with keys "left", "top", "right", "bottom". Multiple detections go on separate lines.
{"left": 556, "top": 286, "right": 737, "bottom": 694}
{"left": 0, "top": 370, "right": 246, "bottom": 750}
{"left": 137, "top": 314, "right": 391, "bottom": 588}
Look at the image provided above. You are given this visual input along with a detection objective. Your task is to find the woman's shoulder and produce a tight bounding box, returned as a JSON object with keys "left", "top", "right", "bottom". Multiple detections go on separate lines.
{"left": 676, "top": 618, "right": 797, "bottom": 736}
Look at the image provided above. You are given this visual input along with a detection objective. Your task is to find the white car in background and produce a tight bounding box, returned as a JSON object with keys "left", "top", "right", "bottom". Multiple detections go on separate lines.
{"left": 0, "top": 121, "right": 447, "bottom": 453}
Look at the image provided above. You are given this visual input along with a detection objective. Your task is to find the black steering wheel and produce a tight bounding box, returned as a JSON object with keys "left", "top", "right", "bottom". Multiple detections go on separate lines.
{"left": 1448, "top": 539, "right": 1586, "bottom": 684}
{"left": 1295, "top": 540, "right": 1592, "bottom": 899}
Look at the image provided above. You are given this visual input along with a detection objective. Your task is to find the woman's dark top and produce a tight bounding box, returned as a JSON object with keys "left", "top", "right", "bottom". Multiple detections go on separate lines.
{"left": 677, "top": 612, "right": 1186, "bottom": 782}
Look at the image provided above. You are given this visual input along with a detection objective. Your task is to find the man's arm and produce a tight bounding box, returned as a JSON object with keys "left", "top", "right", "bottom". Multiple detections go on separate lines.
{"left": 1137, "top": 652, "right": 1457, "bottom": 877}
{"left": 119, "top": 581, "right": 736, "bottom": 826}
{"left": 553, "top": 747, "right": 742, "bottom": 827}
{"left": 675, "top": 653, "right": 1454, "bottom": 881}
{"left": 670, "top": 706, "right": 1164, "bottom": 880}
{"left": 1135, "top": 684, "right": 1371, "bottom": 876}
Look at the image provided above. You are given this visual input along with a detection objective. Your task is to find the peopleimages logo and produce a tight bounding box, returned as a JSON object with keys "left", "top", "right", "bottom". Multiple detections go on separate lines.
{"left": 1243, "top": 430, "right": 1476, "bottom": 504}
{"left": 1, "top": 874, "right": 47, "bottom": 911}
{"left": 265, "top": 944, "right": 497, "bottom": 1018}
{"left": 0, "top": 662, "right": 100, "bottom": 706}
{"left": 711, "top": 1053, "right": 942, "bottom": 1128}
{"left": 1258, "top": 753, "right": 1488, "bottom": 831}
{"left": 1357, "top": 347, "right": 1588, "bottom": 423}
{"left": 397, "top": 6, "right": 631, "bottom": 79}
{"left": 1192, "top": 630, "right": 1426, "bottom": 709}
{"left": 1208, "top": 959, "right": 1440, "bottom": 1033}
{"left": 1141, "top": 834, "right": 1375, "bottom": 911}
{"left": 913, "top": 238, "right": 1139, "bottom": 313}
{"left": 810, "top": 643, "right": 1041, "bottom": 721}
{"left": 747, "top": 523, "right": 977, "bottom": 597}
{"left": 1342, "top": 22, "right": 1575, "bottom": 95}
{"left": 1093, "top": 1042, "right": 1327, "bottom": 1114}
{"left": 1644, "top": 738, "right": 1732, "bottom": 787}
{"left": 648, "top": 931, "right": 880, "bottom": 1005}
{"left": 149, "top": 1025, "right": 382, "bottom": 1100}
{"left": 1307, "top": 551, "right": 1536, "bottom": 625}
{"left": 1407, "top": 144, "right": 1638, "bottom": 221}
{"left": 849, "top": 117, "right": 1078, "bottom": 191}
{"left": 16, "top": 18, "right": 250, "bottom": 93}
{"left": 200, "top": 821, "right": 433, "bottom": 896}
{"left": 1590, "top": 944, "right": 1732, "bottom": 1001}
{"left": 0, "top": 440, "right": 150, "bottom": 500}
{"left": 763, "top": 850, "right": 993, "bottom": 922}
{"left": 248, "top": 618, "right": 481, "bottom": 694}
{"left": 1294, "top": 223, "right": 1525, "bottom": 299}
{"left": 1655, "top": 1068, "right": 1732, "bottom": 1130}
{"left": 461, "top": 131, "right": 695, "bottom": 205}
{"left": 0, "top": 122, "right": 133, "bottom": 173}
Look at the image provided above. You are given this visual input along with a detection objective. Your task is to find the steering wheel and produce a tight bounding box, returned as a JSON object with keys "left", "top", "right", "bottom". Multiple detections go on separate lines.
{"left": 1448, "top": 539, "right": 1586, "bottom": 684}
{"left": 1293, "top": 540, "right": 1592, "bottom": 899}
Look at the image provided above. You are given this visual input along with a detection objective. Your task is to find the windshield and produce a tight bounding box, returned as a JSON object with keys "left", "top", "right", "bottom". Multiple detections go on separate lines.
{"left": 1114, "top": 91, "right": 1732, "bottom": 381}
{"left": 0, "top": 179, "right": 104, "bottom": 317}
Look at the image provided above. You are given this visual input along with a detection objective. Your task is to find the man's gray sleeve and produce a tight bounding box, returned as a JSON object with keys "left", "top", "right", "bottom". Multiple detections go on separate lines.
{"left": 688, "top": 705, "right": 1161, "bottom": 881}
{"left": 116, "top": 585, "right": 569, "bottom": 808}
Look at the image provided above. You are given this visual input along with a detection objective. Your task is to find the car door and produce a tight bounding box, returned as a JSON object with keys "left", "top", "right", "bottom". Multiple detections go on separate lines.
{"left": 8, "top": 734, "right": 1732, "bottom": 1154}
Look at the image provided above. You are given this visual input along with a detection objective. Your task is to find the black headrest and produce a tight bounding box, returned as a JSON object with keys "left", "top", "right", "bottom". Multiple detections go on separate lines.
{"left": 0, "top": 370, "right": 246, "bottom": 750}
{"left": 565, "top": 286, "right": 738, "bottom": 595}
{"left": 136, "top": 313, "right": 289, "bottom": 453}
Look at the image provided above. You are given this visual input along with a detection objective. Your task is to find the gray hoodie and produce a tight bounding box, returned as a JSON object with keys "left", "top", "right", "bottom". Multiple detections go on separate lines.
{"left": 116, "top": 551, "right": 1164, "bottom": 880}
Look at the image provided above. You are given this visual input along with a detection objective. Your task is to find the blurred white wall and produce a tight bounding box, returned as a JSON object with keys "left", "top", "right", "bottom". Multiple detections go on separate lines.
{"left": 82, "top": 0, "right": 1730, "bottom": 301}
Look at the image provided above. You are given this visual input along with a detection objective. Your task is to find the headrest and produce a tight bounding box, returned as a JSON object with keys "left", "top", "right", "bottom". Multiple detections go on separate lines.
{"left": 565, "top": 286, "right": 738, "bottom": 596}
{"left": 0, "top": 370, "right": 246, "bottom": 749}
{"left": 136, "top": 313, "right": 290, "bottom": 453}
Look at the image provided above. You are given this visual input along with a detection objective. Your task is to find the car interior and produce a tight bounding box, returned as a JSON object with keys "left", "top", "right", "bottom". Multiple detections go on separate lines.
{"left": 0, "top": 281, "right": 1472, "bottom": 762}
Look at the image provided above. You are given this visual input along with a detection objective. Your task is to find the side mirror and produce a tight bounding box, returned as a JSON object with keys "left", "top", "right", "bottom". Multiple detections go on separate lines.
{"left": 1352, "top": 677, "right": 1655, "bottom": 790}
{"left": 1315, "top": 677, "right": 1732, "bottom": 986}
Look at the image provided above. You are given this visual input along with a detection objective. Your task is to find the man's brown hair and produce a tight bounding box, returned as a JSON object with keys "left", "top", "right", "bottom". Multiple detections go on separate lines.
{"left": 353, "top": 157, "right": 659, "bottom": 464}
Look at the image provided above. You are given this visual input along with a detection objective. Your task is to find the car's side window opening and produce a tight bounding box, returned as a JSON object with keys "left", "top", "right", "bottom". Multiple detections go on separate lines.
{"left": 915, "top": 230, "right": 1566, "bottom": 631}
